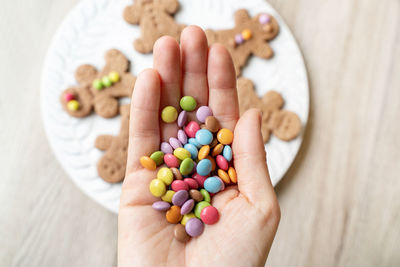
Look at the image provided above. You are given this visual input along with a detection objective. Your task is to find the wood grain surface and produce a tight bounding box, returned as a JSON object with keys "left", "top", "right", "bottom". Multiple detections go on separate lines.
{"left": 1, "top": 0, "right": 399, "bottom": 266}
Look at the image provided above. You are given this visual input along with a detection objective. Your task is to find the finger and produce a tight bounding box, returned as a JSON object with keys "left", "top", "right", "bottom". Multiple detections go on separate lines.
{"left": 181, "top": 26, "right": 209, "bottom": 107}
{"left": 126, "top": 69, "right": 161, "bottom": 174}
{"left": 232, "top": 109, "right": 277, "bottom": 207}
{"left": 153, "top": 36, "right": 181, "bottom": 140}
{"left": 208, "top": 44, "right": 239, "bottom": 130}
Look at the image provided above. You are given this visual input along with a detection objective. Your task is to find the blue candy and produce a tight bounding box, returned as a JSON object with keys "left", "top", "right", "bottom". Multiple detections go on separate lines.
{"left": 188, "top": 138, "right": 202, "bottom": 149}
{"left": 196, "top": 159, "right": 212, "bottom": 176}
{"left": 184, "top": 143, "right": 198, "bottom": 160}
{"left": 204, "top": 177, "right": 222, "bottom": 193}
{"left": 223, "top": 145, "right": 232, "bottom": 162}
{"left": 195, "top": 129, "right": 213, "bottom": 145}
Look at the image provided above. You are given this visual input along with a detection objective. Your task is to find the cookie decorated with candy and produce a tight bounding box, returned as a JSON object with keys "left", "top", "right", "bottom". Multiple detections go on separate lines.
{"left": 60, "top": 49, "right": 136, "bottom": 118}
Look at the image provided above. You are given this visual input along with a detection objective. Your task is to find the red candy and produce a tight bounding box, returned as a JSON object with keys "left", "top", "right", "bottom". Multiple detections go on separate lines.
{"left": 171, "top": 180, "right": 189, "bottom": 192}
{"left": 184, "top": 121, "right": 200, "bottom": 138}
{"left": 64, "top": 92, "right": 75, "bottom": 102}
{"left": 216, "top": 155, "right": 228, "bottom": 170}
{"left": 164, "top": 154, "right": 180, "bottom": 168}
{"left": 192, "top": 173, "right": 207, "bottom": 188}
{"left": 184, "top": 178, "right": 198, "bottom": 189}
{"left": 200, "top": 206, "right": 219, "bottom": 225}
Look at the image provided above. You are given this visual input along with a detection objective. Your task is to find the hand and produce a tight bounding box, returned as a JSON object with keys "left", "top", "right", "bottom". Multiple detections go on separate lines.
{"left": 118, "top": 26, "right": 280, "bottom": 267}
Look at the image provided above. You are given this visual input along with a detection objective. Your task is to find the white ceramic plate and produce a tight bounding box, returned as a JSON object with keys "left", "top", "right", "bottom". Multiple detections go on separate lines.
{"left": 41, "top": 0, "right": 309, "bottom": 213}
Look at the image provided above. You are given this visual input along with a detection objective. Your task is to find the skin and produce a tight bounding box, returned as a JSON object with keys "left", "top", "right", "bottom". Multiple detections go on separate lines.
{"left": 118, "top": 26, "right": 281, "bottom": 267}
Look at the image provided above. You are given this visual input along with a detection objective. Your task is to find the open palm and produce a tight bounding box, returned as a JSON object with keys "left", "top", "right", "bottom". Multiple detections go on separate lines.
{"left": 118, "top": 26, "right": 280, "bottom": 267}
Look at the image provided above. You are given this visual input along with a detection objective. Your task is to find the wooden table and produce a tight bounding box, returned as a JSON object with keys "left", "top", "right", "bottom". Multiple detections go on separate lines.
{"left": 1, "top": 0, "right": 399, "bottom": 266}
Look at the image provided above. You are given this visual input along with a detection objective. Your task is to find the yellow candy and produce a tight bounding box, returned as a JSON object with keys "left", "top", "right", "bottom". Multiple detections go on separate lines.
{"left": 173, "top": 148, "right": 191, "bottom": 161}
{"left": 109, "top": 71, "right": 120, "bottom": 83}
{"left": 242, "top": 29, "right": 252, "bottom": 40}
{"left": 161, "top": 190, "right": 175, "bottom": 203}
{"left": 228, "top": 167, "right": 237, "bottom": 183}
{"left": 161, "top": 106, "right": 178, "bottom": 123}
{"left": 67, "top": 100, "right": 80, "bottom": 111}
{"left": 198, "top": 145, "right": 210, "bottom": 160}
{"left": 149, "top": 179, "right": 166, "bottom": 197}
{"left": 181, "top": 213, "right": 196, "bottom": 226}
{"left": 140, "top": 156, "right": 156, "bottom": 170}
{"left": 217, "top": 128, "right": 234, "bottom": 145}
{"left": 157, "top": 167, "right": 173, "bottom": 185}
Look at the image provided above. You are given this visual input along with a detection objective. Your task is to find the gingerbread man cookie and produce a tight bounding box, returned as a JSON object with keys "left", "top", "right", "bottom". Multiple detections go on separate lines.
{"left": 95, "top": 104, "right": 130, "bottom": 183}
{"left": 237, "top": 78, "right": 301, "bottom": 143}
{"left": 60, "top": 49, "right": 136, "bottom": 118}
{"left": 206, "top": 9, "right": 279, "bottom": 76}
{"left": 123, "top": 0, "right": 185, "bottom": 53}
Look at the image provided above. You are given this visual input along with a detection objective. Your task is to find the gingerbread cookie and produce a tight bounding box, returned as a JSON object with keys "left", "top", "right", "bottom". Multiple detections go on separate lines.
{"left": 95, "top": 104, "right": 130, "bottom": 183}
{"left": 60, "top": 49, "right": 136, "bottom": 118}
{"left": 206, "top": 9, "right": 279, "bottom": 76}
{"left": 237, "top": 78, "right": 301, "bottom": 142}
{"left": 123, "top": 0, "right": 185, "bottom": 53}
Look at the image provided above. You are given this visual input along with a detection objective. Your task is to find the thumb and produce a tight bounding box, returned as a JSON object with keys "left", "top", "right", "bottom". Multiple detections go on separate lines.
{"left": 232, "top": 109, "right": 278, "bottom": 208}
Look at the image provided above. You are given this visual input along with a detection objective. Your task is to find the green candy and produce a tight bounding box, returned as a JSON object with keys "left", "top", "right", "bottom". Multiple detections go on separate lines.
{"left": 93, "top": 79, "right": 103, "bottom": 90}
{"left": 150, "top": 151, "right": 164, "bottom": 166}
{"left": 200, "top": 189, "right": 211, "bottom": 203}
{"left": 179, "top": 158, "right": 194, "bottom": 176}
{"left": 194, "top": 201, "right": 211, "bottom": 218}
{"left": 102, "top": 76, "right": 112, "bottom": 87}
{"left": 180, "top": 96, "right": 197, "bottom": 111}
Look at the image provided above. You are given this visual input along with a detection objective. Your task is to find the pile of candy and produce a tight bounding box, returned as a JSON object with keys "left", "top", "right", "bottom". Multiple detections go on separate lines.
{"left": 92, "top": 71, "right": 121, "bottom": 90}
{"left": 140, "top": 96, "right": 237, "bottom": 242}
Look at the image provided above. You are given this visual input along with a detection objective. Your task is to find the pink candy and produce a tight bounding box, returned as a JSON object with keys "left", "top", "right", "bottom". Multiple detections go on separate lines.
{"left": 192, "top": 173, "right": 207, "bottom": 188}
{"left": 184, "top": 121, "right": 200, "bottom": 138}
{"left": 64, "top": 93, "right": 75, "bottom": 102}
{"left": 200, "top": 206, "right": 220, "bottom": 225}
{"left": 216, "top": 155, "right": 228, "bottom": 171}
{"left": 184, "top": 178, "right": 198, "bottom": 189}
{"left": 171, "top": 180, "right": 189, "bottom": 192}
{"left": 164, "top": 154, "right": 180, "bottom": 168}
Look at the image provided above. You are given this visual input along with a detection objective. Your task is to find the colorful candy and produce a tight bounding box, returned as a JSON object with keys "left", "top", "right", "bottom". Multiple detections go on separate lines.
{"left": 171, "top": 180, "right": 189, "bottom": 192}
{"left": 189, "top": 189, "right": 203, "bottom": 202}
{"left": 67, "top": 100, "right": 80, "bottom": 111}
{"left": 195, "top": 129, "right": 213, "bottom": 145}
{"left": 181, "top": 212, "right": 196, "bottom": 226}
{"left": 184, "top": 143, "right": 198, "bottom": 160}
{"left": 160, "top": 142, "right": 173, "bottom": 154}
{"left": 200, "top": 206, "right": 219, "bottom": 225}
{"left": 184, "top": 121, "right": 200, "bottom": 138}
{"left": 181, "top": 199, "right": 195, "bottom": 215}
{"left": 164, "top": 154, "right": 179, "bottom": 168}
{"left": 157, "top": 167, "right": 173, "bottom": 185}
{"left": 194, "top": 201, "right": 210, "bottom": 218}
{"left": 204, "top": 176, "right": 222, "bottom": 193}
{"left": 216, "top": 155, "right": 229, "bottom": 171}
{"left": 150, "top": 151, "right": 164, "bottom": 166}
{"left": 217, "top": 128, "right": 234, "bottom": 145}
{"left": 109, "top": 71, "right": 120, "bottom": 83}
{"left": 166, "top": 205, "right": 182, "bottom": 224}
{"left": 179, "top": 158, "right": 195, "bottom": 176}
{"left": 149, "top": 179, "right": 166, "bottom": 197}
{"left": 174, "top": 224, "right": 190, "bottom": 242}
{"left": 205, "top": 116, "right": 220, "bottom": 132}
{"left": 196, "top": 159, "right": 212, "bottom": 176}
{"left": 161, "top": 190, "right": 175, "bottom": 203}
{"left": 169, "top": 137, "right": 182, "bottom": 149}
{"left": 223, "top": 145, "right": 233, "bottom": 161}
{"left": 198, "top": 145, "right": 210, "bottom": 160}
{"left": 172, "top": 190, "right": 189, "bottom": 206}
{"left": 180, "top": 96, "right": 197, "bottom": 111}
{"left": 242, "top": 29, "right": 252, "bottom": 40}
{"left": 140, "top": 156, "right": 156, "bottom": 170}
{"left": 102, "top": 76, "right": 112, "bottom": 87}
{"left": 173, "top": 147, "right": 191, "bottom": 161}
{"left": 152, "top": 201, "right": 171, "bottom": 211}
{"left": 185, "top": 218, "right": 204, "bottom": 237}
{"left": 196, "top": 106, "right": 213, "bottom": 123}
{"left": 161, "top": 106, "right": 178, "bottom": 123}
{"left": 177, "top": 129, "right": 188, "bottom": 145}
{"left": 92, "top": 79, "right": 103, "bottom": 90}
{"left": 177, "top": 110, "right": 187, "bottom": 127}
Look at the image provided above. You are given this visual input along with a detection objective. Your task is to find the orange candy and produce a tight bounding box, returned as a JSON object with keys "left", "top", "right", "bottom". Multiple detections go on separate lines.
{"left": 242, "top": 29, "right": 252, "bottom": 40}
{"left": 206, "top": 155, "right": 216, "bottom": 171}
{"left": 218, "top": 169, "right": 230, "bottom": 184}
{"left": 217, "top": 128, "right": 234, "bottom": 145}
{"left": 212, "top": 144, "right": 224, "bottom": 156}
{"left": 140, "top": 156, "right": 156, "bottom": 170}
{"left": 228, "top": 167, "right": 237, "bottom": 183}
{"left": 166, "top": 205, "right": 183, "bottom": 224}
{"left": 198, "top": 145, "right": 210, "bottom": 160}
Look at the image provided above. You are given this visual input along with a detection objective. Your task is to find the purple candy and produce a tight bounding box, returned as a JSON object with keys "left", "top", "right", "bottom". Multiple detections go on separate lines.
{"left": 196, "top": 106, "right": 213, "bottom": 123}
{"left": 192, "top": 162, "right": 197, "bottom": 174}
{"left": 161, "top": 142, "right": 173, "bottom": 154}
{"left": 172, "top": 190, "right": 189, "bottom": 206}
{"left": 177, "top": 110, "right": 187, "bottom": 127}
{"left": 185, "top": 218, "right": 204, "bottom": 237}
{"left": 259, "top": 14, "right": 271, "bottom": 24}
{"left": 235, "top": 34, "right": 244, "bottom": 45}
{"left": 180, "top": 199, "right": 195, "bottom": 215}
{"left": 169, "top": 137, "right": 183, "bottom": 150}
{"left": 177, "top": 130, "right": 188, "bottom": 145}
{"left": 152, "top": 201, "right": 171, "bottom": 211}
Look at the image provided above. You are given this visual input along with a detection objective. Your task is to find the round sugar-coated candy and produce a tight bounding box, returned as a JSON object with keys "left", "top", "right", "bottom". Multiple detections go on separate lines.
{"left": 166, "top": 205, "right": 182, "bottom": 224}
{"left": 181, "top": 199, "right": 195, "bottom": 215}
{"left": 157, "top": 167, "right": 173, "bottom": 185}
{"left": 206, "top": 155, "right": 216, "bottom": 171}
{"left": 217, "top": 128, "right": 234, "bottom": 145}
{"left": 184, "top": 178, "right": 198, "bottom": 189}
{"left": 67, "top": 100, "right": 80, "bottom": 111}
{"left": 195, "top": 129, "right": 213, "bottom": 145}
{"left": 102, "top": 76, "right": 112, "bottom": 87}
{"left": 212, "top": 143, "right": 223, "bottom": 156}
{"left": 150, "top": 151, "right": 164, "bottom": 166}
{"left": 169, "top": 137, "right": 182, "bottom": 150}
{"left": 204, "top": 176, "right": 222, "bottom": 193}
{"left": 181, "top": 212, "right": 196, "bottom": 226}
{"left": 200, "top": 189, "right": 211, "bottom": 203}
{"left": 140, "top": 156, "right": 156, "bottom": 170}
{"left": 235, "top": 33, "right": 244, "bottom": 45}
{"left": 171, "top": 180, "right": 189, "bottom": 192}
{"left": 200, "top": 206, "right": 219, "bottom": 225}
{"left": 205, "top": 116, "right": 220, "bottom": 133}
{"left": 196, "top": 106, "right": 213, "bottom": 123}
{"left": 92, "top": 79, "right": 103, "bottom": 90}
{"left": 173, "top": 147, "right": 191, "bottom": 161}
{"left": 161, "top": 190, "right": 175, "bottom": 203}
{"left": 259, "top": 13, "right": 271, "bottom": 24}
{"left": 216, "top": 155, "right": 229, "bottom": 170}
{"left": 180, "top": 96, "right": 197, "bottom": 111}
{"left": 185, "top": 218, "right": 204, "bottom": 237}
{"left": 164, "top": 154, "right": 179, "bottom": 168}
{"left": 161, "top": 142, "right": 173, "bottom": 154}
{"left": 192, "top": 173, "right": 207, "bottom": 188}
{"left": 218, "top": 169, "right": 230, "bottom": 184}
{"left": 188, "top": 138, "right": 202, "bottom": 148}
{"left": 161, "top": 106, "right": 178, "bottom": 123}
{"left": 64, "top": 93, "right": 75, "bottom": 102}
{"left": 152, "top": 201, "right": 171, "bottom": 211}
{"left": 184, "top": 121, "right": 200, "bottom": 138}
{"left": 209, "top": 138, "right": 218, "bottom": 148}
{"left": 228, "top": 167, "right": 237, "bottom": 183}
{"left": 171, "top": 167, "right": 183, "bottom": 180}
{"left": 180, "top": 158, "right": 194, "bottom": 176}
{"left": 149, "top": 179, "right": 166, "bottom": 197}
{"left": 216, "top": 177, "right": 225, "bottom": 191}
{"left": 177, "top": 130, "right": 188, "bottom": 145}
{"left": 189, "top": 189, "right": 203, "bottom": 202}
{"left": 242, "top": 29, "right": 252, "bottom": 40}
{"left": 194, "top": 201, "right": 210, "bottom": 218}
{"left": 174, "top": 224, "right": 190, "bottom": 242}
{"left": 109, "top": 71, "right": 120, "bottom": 83}
{"left": 223, "top": 145, "right": 232, "bottom": 161}
{"left": 196, "top": 159, "right": 212, "bottom": 176}
{"left": 198, "top": 145, "right": 210, "bottom": 160}
{"left": 172, "top": 190, "right": 189, "bottom": 206}
{"left": 184, "top": 143, "right": 198, "bottom": 160}
{"left": 177, "top": 110, "right": 187, "bottom": 127}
